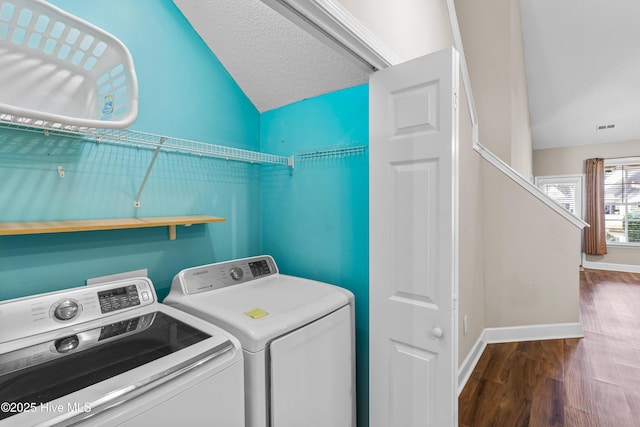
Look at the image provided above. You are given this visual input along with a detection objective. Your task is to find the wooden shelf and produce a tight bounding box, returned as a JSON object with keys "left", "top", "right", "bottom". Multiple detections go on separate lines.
{"left": 0, "top": 215, "right": 225, "bottom": 240}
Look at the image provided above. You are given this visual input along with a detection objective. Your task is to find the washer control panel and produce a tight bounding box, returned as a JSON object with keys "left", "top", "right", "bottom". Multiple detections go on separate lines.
{"left": 98, "top": 284, "right": 141, "bottom": 314}
{"left": 175, "top": 255, "right": 278, "bottom": 295}
{"left": 0, "top": 278, "right": 156, "bottom": 343}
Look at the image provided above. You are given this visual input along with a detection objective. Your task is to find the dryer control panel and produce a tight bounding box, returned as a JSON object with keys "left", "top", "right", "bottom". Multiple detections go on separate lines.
{"left": 174, "top": 255, "right": 279, "bottom": 295}
{"left": 0, "top": 278, "right": 156, "bottom": 344}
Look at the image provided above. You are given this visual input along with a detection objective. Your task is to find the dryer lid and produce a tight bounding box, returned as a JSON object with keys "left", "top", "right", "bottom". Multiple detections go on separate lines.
{"left": 165, "top": 275, "right": 353, "bottom": 352}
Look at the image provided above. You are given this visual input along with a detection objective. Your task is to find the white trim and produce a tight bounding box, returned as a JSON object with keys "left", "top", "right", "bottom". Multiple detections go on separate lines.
{"left": 475, "top": 143, "right": 589, "bottom": 229}
{"left": 261, "top": 0, "right": 401, "bottom": 70}
{"left": 582, "top": 257, "right": 640, "bottom": 273}
{"left": 457, "top": 335, "right": 487, "bottom": 395}
{"left": 607, "top": 242, "right": 640, "bottom": 248}
{"left": 308, "top": 0, "right": 402, "bottom": 67}
{"left": 604, "top": 156, "right": 640, "bottom": 166}
{"left": 534, "top": 173, "right": 587, "bottom": 181}
{"left": 457, "top": 322, "right": 584, "bottom": 394}
{"left": 483, "top": 322, "right": 584, "bottom": 343}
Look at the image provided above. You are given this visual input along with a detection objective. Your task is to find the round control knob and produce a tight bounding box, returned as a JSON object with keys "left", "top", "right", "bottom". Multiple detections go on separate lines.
{"left": 54, "top": 335, "right": 79, "bottom": 353}
{"left": 229, "top": 266, "right": 244, "bottom": 281}
{"left": 53, "top": 299, "right": 80, "bottom": 321}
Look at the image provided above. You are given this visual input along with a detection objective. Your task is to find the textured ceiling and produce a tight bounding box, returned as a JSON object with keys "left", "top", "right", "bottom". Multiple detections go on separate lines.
{"left": 520, "top": 0, "right": 640, "bottom": 150}
{"left": 172, "top": 0, "right": 371, "bottom": 113}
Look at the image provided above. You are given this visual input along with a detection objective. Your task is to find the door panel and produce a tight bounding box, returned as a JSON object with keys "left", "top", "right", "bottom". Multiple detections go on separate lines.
{"left": 389, "top": 340, "right": 437, "bottom": 427}
{"left": 389, "top": 81, "right": 440, "bottom": 136}
{"left": 390, "top": 159, "right": 439, "bottom": 306}
{"left": 369, "top": 47, "right": 459, "bottom": 427}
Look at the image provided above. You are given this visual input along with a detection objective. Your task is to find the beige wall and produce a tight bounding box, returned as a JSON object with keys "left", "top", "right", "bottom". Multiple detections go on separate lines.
{"left": 457, "top": 83, "right": 487, "bottom": 360}
{"left": 456, "top": 0, "right": 580, "bottom": 328}
{"left": 482, "top": 163, "right": 581, "bottom": 326}
{"left": 533, "top": 138, "right": 640, "bottom": 176}
{"left": 455, "top": 0, "right": 510, "bottom": 161}
{"left": 454, "top": 0, "right": 533, "bottom": 179}
{"left": 534, "top": 138, "right": 640, "bottom": 267}
{"left": 509, "top": 0, "right": 533, "bottom": 180}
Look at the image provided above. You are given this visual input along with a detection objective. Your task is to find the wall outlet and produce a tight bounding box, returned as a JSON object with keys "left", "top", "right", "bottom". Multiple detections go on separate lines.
{"left": 463, "top": 315, "right": 469, "bottom": 335}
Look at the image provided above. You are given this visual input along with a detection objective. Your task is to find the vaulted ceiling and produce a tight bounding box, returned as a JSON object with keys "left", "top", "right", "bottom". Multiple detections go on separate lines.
{"left": 519, "top": 0, "right": 640, "bottom": 150}
{"left": 172, "top": 0, "right": 371, "bottom": 113}
{"left": 174, "top": 0, "right": 637, "bottom": 151}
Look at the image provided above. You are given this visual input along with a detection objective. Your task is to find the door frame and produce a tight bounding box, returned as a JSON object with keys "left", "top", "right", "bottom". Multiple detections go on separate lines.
{"left": 259, "top": 0, "right": 402, "bottom": 71}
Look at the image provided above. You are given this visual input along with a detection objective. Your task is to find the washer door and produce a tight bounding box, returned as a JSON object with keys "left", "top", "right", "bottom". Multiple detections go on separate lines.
{"left": 269, "top": 305, "right": 354, "bottom": 427}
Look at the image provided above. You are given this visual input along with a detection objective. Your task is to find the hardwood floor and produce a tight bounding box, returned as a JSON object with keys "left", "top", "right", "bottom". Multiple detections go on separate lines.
{"left": 458, "top": 269, "right": 640, "bottom": 427}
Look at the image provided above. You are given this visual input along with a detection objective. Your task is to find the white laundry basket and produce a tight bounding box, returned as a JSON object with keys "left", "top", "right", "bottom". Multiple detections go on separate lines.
{"left": 0, "top": 0, "right": 138, "bottom": 129}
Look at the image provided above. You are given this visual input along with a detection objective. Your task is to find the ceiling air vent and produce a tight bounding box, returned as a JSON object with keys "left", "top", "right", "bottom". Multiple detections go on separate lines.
{"left": 596, "top": 124, "right": 615, "bottom": 130}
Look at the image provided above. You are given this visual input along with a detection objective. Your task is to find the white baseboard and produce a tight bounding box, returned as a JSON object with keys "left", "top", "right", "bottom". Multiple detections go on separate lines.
{"left": 483, "top": 322, "right": 584, "bottom": 343}
{"left": 582, "top": 259, "right": 640, "bottom": 273}
{"left": 457, "top": 322, "right": 584, "bottom": 394}
{"left": 457, "top": 334, "right": 487, "bottom": 395}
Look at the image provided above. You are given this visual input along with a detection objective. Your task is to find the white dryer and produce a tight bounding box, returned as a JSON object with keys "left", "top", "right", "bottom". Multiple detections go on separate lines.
{"left": 164, "top": 255, "right": 355, "bottom": 427}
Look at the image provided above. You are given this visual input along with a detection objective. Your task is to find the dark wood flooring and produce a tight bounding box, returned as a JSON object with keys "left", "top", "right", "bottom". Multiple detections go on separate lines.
{"left": 458, "top": 268, "right": 640, "bottom": 427}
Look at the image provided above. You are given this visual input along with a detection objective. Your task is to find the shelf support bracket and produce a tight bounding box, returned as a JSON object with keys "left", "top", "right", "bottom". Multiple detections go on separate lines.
{"left": 134, "top": 137, "right": 166, "bottom": 208}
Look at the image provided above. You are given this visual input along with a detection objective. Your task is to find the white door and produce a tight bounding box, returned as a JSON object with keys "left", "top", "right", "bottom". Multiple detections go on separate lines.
{"left": 369, "top": 47, "right": 459, "bottom": 427}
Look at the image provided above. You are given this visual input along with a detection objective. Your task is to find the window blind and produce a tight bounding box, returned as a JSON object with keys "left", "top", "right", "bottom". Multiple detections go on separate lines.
{"left": 604, "top": 162, "right": 640, "bottom": 243}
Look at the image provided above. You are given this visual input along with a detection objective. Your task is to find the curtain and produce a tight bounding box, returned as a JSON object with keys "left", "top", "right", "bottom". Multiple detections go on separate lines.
{"left": 584, "top": 158, "right": 607, "bottom": 255}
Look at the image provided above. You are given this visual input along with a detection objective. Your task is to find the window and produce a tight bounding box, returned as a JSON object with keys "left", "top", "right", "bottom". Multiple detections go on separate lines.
{"left": 604, "top": 158, "right": 640, "bottom": 244}
{"left": 535, "top": 175, "right": 583, "bottom": 218}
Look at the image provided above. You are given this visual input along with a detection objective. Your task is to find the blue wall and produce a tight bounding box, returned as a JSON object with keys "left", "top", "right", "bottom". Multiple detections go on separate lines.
{"left": 260, "top": 84, "right": 369, "bottom": 427}
{"left": 1, "top": 2, "right": 369, "bottom": 425}
{"left": 0, "top": 0, "right": 262, "bottom": 301}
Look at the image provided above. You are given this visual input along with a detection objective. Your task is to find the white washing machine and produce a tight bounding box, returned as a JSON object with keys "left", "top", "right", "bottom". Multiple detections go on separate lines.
{"left": 0, "top": 277, "right": 245, "bottom": 426}
{"left": 164, "top": 255, "right": 356, "bottom": 427}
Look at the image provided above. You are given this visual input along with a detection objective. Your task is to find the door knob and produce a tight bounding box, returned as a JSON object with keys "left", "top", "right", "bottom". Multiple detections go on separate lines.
{"left": 431, "top": 327, "right": 444, "bottom": 339}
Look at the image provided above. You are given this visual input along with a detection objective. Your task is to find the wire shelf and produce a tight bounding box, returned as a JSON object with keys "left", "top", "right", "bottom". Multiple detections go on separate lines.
{"left": 297, "top": 143, "right": 367, "bottom": 161}
{"left": 0, "top": 113, "right": 295, "bottom": 168}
